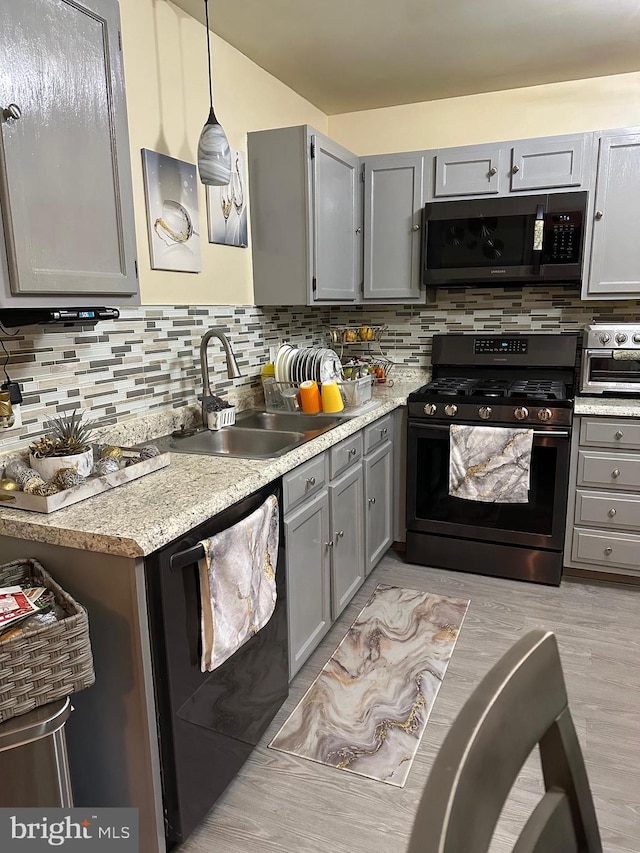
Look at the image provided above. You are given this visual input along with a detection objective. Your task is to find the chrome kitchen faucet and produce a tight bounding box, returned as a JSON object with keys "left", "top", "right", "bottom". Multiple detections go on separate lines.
{"left": 199, "top": 327, "right": 242, "bottom": 425}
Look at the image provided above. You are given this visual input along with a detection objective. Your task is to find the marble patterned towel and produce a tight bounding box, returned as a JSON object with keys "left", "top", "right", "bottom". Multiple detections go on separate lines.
{"left": 269, "top": 584, "right": 469, "bottom": 787}
{"left": 198, "top": 495, "right": 278, "bottom": 672}
{"left": 449, "top": 424, "right": 534, "bottom": 503}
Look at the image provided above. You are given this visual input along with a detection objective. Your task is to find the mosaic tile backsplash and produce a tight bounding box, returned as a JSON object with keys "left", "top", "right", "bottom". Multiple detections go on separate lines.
{"left": 0, "top": 287, "right": 637, "bottom": 453}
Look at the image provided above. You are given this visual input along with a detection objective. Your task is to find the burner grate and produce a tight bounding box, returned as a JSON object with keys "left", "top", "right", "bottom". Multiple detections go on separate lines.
{"left": 507, "top": 380, "right": 567, "bottom": 401}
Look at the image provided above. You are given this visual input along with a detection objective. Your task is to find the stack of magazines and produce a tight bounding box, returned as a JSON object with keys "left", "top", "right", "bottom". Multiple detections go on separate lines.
{"left": 0, "top": 582, "right": 60, "bottom": 642}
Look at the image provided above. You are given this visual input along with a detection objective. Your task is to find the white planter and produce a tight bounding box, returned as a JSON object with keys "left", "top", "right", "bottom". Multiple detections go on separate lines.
{"left": 29, "top": 448, "right": 94, "bottom": 481}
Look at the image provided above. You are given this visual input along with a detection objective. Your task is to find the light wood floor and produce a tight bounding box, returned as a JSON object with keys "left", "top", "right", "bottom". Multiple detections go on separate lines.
{"left": 178, "top": 551, "right": 640, "bottom": 853}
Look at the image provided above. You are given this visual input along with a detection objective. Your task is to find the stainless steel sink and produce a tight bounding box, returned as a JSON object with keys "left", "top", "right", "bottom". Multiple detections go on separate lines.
{"left": 233, "top": 410, "right": 343, "bottom": 434}
{"left": 167, "top": 426, "right": 307, "bottom": 459}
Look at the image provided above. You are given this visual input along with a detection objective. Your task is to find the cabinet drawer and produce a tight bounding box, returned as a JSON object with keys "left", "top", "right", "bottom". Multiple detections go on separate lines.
{"left": 572, "top": 527, "right": 640, "bottom": 574}
{"left": 580, "top": 418, "right": 640, "bottom": 450}
{"left": 330, "top": 432, "right": 363, "bottom": 479}
{"left": 575, "top": 489, "right": 640, "bottom": 533}
{"left": 577, "top": 450, "right": 640, "bottom": 491}
{"left": 363, "top": 414, "right": 393, "bottom": 454}
{"left": 283, "top": 454, "right": 327, "bottom": 514}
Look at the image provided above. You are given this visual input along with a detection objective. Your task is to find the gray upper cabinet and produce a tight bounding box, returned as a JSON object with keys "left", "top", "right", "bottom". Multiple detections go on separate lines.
{"left": 247, "top": 125, "right": 360, "bottom": 306}
{"left": 434, "top": 143, "right": 502, "bottom": 197}
{"left": 0, "top": 0, "right": 138, "bottom": 308}
{"left": 510, "top": 135, "right": 586, "bottom": 191}
{"left": 585, "top": 130, "right": 640, "bottom": 299}
{"left": 362, "top": 152, "right": 425, "bottom": 302}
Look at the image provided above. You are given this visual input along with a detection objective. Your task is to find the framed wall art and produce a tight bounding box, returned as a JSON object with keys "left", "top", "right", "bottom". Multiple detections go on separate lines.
{"left": 206, "top": 148, "right": 248, "bottom": 248}
{"left": 142, "top": 149, "right": 201, "bottom": 272}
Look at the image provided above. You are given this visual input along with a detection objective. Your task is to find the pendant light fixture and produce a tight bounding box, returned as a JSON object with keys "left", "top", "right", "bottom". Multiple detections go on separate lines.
{"left": 197, "top": 0, "right": 231, "bottom": 186}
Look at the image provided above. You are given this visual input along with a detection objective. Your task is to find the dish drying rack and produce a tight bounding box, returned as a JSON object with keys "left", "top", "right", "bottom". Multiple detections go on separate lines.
{"left": 262, "top": 376, "right": 373, "bottom": 413}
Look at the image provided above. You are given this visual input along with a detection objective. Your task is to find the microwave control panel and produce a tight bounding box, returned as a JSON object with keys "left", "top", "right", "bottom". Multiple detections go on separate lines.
{"left": 544, "top": 211, "right": 583, "bottom": 263}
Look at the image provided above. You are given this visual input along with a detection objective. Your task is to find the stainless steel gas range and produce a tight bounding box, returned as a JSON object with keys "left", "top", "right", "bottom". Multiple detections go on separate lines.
{"left": 405, "top": 332, "right": 579, "bottom": 586}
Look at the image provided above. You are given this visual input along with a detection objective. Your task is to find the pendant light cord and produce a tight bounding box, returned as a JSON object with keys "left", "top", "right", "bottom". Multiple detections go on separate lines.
{"left": 204, "top": 0, "right": 214, "bottom": 115}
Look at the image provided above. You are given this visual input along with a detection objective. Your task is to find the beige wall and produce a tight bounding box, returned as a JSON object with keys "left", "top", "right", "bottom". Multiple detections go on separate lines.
{"left": 329, "top": 72, "right": 640, "bottom": 154}
{"left": 119, "top": 0, "right": 327, "bottom": 306}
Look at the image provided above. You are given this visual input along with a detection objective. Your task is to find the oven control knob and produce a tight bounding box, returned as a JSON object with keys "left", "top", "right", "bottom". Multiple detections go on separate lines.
{"left": 599, "top": 332, "right": 611, "bottom": 344}
{"left": 444, "top": 404, "right": 458, "bottom": 417}
{"left": 615, "top": 332, "right": 628, "bottom": 345}
{"left": 478, "top": 406, "right": 492, "bottom": 420}
{"left": 514, "top": 406, "right": 529, "bottom": 420}
{"left": 633, "top": 334, "right": 640, "bottom": 344}
{"left": 537, "top": 407, "right": 553, "bottom": 422}
{"left": 423, "top": 403, "right": 437, "bottom": 416}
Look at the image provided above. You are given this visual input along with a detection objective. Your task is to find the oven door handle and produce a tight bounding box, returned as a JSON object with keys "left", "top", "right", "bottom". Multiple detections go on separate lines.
{"left": 532, "top": 203, "right": 545, "bottom": 276}
{"left": 410, "top": 424, "right": 570, "bottom": 438}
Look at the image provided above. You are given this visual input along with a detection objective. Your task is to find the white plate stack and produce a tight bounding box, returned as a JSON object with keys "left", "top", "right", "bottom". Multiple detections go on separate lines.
{"left": 273, "top": 344, "right": 343, "bottom": 385}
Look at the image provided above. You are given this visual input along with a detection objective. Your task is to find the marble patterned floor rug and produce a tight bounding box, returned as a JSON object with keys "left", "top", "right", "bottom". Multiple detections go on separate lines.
{"left": 268, "top": 583, "right": 469, "bottom": 787}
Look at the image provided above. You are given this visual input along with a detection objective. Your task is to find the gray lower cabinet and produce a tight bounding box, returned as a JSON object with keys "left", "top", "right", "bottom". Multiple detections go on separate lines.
{"left": 362, "top": 152, "right": 425, "bottom": 302}
{"left": 584, "top": 130, "right": 640, "bottom": 299}
{"left": 328, "top": 463, "right": 364, "bottom": 619}
{"left": 247, "top": 125, "right": 361, "bottom": 306}
{"left": 0, "top": 0, "right": 138, "bottom": 308}
{"left": 364, "top": 440, "right": 393, "bottom": 575}
{"left": 564, "top": 414, "right": 640, "bottom": 578}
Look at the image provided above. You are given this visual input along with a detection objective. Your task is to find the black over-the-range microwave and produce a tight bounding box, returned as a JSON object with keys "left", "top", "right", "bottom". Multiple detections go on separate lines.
{"left": 422, "top": 191, "right": 588, "bottom": 286}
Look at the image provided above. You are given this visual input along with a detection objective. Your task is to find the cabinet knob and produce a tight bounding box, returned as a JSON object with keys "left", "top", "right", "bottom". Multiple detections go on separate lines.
{"left": 511, "top": 164, "right": 520, "bottom": 174}
{"left": 2, "top": 104, "right": 21, "bottom": 121}
{"left": 604, "top": 546, "right": 613, "bottom": 555}
{"left": 336, "top": 530, "right": 344, "bottom": 539}
{"left": 608, "top": 508, "right": 617, "bottom": 517}
{"left": 325, "top": 540, "right": 334, "bottom": 548}
{"left": 488, "top": 166, "right": 498, "bottom": 176}
{"left": 411, "top": 224, "right": 420, "bottom": 232}
{"left": 355, "top": 227, "right": 362, "bottom": 234}
{"left": 380, "top": 427, "right": 388, "bottom": 436}
{"left": 368, "top": 496, "right": 376, "bottom": 505}
{"left": 614, "top": 430, "right": 624, "bottom": 440}
{"left": 595, "top": 210, "right": 604, "bottom": 220}
{"left": 305, "top": 476, "right": 316, "bottom": 487}
{"left": 611, "top": 468, "right": 621, "bottom": 479}
{"left": 349, "top": 447, "right": 357, "bottom": 456}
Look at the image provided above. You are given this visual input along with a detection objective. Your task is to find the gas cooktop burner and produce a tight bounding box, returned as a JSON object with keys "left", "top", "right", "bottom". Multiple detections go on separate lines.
{"left": 415, "top": 378, "right": 568, "bottom": 402}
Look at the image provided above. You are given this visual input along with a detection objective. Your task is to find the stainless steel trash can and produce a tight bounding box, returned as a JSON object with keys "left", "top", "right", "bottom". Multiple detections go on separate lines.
{"left": 0, "top": 698, "right": 73, "bottom": 807}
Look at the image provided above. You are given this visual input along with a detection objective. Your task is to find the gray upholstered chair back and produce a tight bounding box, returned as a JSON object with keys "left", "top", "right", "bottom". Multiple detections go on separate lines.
{"left": 407, "top": 630, "right": 601, "bottom": 853}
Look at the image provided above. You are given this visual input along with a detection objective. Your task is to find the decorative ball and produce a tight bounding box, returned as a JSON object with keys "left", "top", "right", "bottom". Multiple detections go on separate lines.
{"left": 0, "top": 478, "right": 19, "bottom": 491}
{"left": 139, "top": 444, "right": 160, "bottom": 459}
{"left": 4, "top": 458, "right": 29, "bottom": 480}
{"left": 100, "top": 445, "right": 123, "bottom": 461}
{"left": 15, "top": 468, "right": 43, "bottom": 489}
{"left": 22, "top": 475, "right": 46, "bottom": 494}
{"left": 95, "top": 457, "right": 120, "bottom": 476}
{"left": 32, "top": 482, "right": 61, "bottom": 497}
{"left": 53, "top": 468, "right": 86, "bottom": 490}
{"left": 125, "top": 456, "right": 143, "bottom": 467}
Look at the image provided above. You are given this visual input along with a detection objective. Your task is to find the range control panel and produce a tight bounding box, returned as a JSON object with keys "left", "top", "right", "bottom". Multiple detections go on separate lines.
{"left": 474, "top": 338, "right": 529, "bottom": 355}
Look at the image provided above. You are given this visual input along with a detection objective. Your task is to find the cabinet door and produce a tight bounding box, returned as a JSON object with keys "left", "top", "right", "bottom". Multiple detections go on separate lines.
{"left": 328, "top": 463, "right": 364, "bottom": 620}
{"left": 510, "top": 136, "right": 585, "bottom": 191}
{"left": 284, "top": 490, "right": 331, "bottom": 679}
{"left": 364, "top": 441, "right": 393, "bottom": 575}
{"left": 434, "top": 144, "right": 502, "bottom": 197}
{"left": 586, "top": 132, "right": 640, "bottom": 298}
{"left": 0, "top": 0, "right": 137, "bottom": 302}
{"left": 362, "top": 153, "right": 424, "bottom": 301}
{"left": 311, "top": 133, "right": 360, "bottom": 302}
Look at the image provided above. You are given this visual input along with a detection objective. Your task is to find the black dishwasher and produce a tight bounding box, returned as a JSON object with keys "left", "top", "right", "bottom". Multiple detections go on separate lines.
{"left": 145, "top": 480, "right": 289, "bottom": 849}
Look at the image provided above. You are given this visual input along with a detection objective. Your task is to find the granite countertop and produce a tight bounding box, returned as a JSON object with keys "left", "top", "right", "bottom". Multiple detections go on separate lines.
{"left": 574, "top": 396, "right": 640, "bottom": 419}
{"left": 0, "top": 380, "right": 422, "bottom": 559}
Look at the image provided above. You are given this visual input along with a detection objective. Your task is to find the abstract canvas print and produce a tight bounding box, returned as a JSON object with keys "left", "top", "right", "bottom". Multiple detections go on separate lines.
{"left": 207, "top": 148, "right": 248, "bottom": 248}
{"left": 142, "top": 149, "right": 201, "bottom": 272}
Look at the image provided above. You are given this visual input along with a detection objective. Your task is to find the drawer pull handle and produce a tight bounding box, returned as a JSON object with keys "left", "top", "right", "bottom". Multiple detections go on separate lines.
{"left": 349, "top": 447, "right": 357, "bottom": 456}
{"left": 614, "top": 430, "right": 624, "bottom": 440}
{"left": 608, "top": 508, "right": 617, "bottom": 518}
{"left": 306, "top": 476, "right": 316, "bottom": 487}
{"left": 611, "top": 468, "right": 621, "bottom": 479}
{"left": 604, "top": 546, "right": 613, "bottom": 556}
{"left": 336, "top": 530, "right": 344, "bottom": 539}
{"left": 368, "top": 496, "right": 376, "bottom": 505}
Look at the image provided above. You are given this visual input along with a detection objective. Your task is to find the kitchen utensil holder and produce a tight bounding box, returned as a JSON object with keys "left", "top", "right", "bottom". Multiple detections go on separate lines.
{"left": 0, "top": 559, "right": 95, "bottom": 724}
{"left": 207, "top": 406, "right": 236, "bottom": 430}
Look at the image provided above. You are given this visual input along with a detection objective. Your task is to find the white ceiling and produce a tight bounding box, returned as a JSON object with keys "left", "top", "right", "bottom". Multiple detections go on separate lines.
{"left": 173, "top": 0, "right": 640, "bottom": 115}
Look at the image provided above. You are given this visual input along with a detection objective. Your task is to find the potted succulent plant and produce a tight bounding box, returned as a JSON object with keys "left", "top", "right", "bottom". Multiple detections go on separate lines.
{"left": 29, "top": 409, "right": 95, "bottom": 480}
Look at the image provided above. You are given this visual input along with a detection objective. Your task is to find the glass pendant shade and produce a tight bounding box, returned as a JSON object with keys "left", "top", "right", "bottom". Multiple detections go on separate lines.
{"left": 198, "top": 107, "right": 231, "bottom": 186}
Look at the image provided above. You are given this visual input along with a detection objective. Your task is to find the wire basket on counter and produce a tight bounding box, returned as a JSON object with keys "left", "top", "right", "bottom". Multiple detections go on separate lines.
{"left": 262, "top": 376, "right": 372, "bottom": 413}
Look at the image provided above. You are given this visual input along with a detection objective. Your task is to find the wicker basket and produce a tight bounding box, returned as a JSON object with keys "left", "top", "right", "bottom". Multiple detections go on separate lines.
{"left": 0, "top": 559, "right": 95, "bottom": 724}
